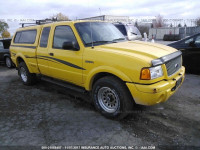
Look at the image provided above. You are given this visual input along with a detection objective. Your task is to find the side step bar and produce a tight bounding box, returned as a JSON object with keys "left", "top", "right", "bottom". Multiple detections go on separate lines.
{"left": 41, "top": 76, "right": 87, "bottom": 94}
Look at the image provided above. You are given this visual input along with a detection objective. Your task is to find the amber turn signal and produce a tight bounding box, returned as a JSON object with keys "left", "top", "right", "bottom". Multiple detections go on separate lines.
{"left": 140, "top": 68, "right": 151, "bottom": 80}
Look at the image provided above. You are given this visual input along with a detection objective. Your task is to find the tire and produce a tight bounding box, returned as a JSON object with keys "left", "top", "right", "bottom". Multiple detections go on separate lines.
{"left": 5, "top": 57, "right": 12, "bottom": 68}
{"left": 18, "top": 62, "right": 37, "bottom": 85}
{"left": 92, "top": 76, "right": 134, "bottom": 120}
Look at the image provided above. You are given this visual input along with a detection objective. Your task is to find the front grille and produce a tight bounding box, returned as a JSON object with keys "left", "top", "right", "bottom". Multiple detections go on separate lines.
{"left": 165, "top": 56, "right": 182, "bottom": 76}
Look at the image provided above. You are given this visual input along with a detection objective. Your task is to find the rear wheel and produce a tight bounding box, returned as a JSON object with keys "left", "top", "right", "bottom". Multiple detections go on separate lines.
{"left": 92, "top": 76, "right": 134, "bottom": 120}
{"left": 5, "top": 57, "right": 12, "bottom": 68}
{"left": 18, "top": 62, "right": 37, "bottom": 85}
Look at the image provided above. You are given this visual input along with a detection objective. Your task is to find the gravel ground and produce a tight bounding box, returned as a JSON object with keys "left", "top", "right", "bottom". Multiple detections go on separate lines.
{"left": 0, "top": 66, "right": 200, "bottom": 150}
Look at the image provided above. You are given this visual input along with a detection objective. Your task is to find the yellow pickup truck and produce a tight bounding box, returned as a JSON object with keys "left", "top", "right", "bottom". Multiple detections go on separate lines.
{"left": 10, "top": 21, "right": 185, "bottom": 119}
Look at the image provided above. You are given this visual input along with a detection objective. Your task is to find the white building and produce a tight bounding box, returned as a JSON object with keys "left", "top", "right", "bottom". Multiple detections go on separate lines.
{"left": 149, "top": 26, "right": 200, "bottom": 40}
{"left": 80, "top": 15, "right": 129, "bottom": 22}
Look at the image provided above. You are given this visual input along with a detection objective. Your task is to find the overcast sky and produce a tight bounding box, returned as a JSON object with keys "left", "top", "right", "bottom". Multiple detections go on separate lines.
{"left": 0, "top": 0, "right": 199, "bottom": 35}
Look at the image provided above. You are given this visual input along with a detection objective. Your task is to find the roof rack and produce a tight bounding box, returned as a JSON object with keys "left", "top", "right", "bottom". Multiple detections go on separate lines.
{"left": 20, "top": 18, "right": 57, "bottom": 28}
{"left": 112, "top": 22, "right": 124, "bottom": 25}
{"left": 113, "top": 22, "right": 135, "bottom": 25}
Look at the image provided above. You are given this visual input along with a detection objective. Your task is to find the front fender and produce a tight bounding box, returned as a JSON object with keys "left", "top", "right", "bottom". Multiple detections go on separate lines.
{"left": 84, "top": 66, "right": 132, "bottom": 91}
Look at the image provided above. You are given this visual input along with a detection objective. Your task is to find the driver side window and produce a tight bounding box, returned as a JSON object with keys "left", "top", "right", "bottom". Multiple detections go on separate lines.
{"left": 195, "top": 36, "right": 200, "bottom": 44}
{"left": 185, "top": 38, "right": 193, "bottom": 44}
{"left": 0, "top": 41, "right": 3, "bottom": 49}
{"left": 53, "top": 25, "right": 79, "bottom": 50}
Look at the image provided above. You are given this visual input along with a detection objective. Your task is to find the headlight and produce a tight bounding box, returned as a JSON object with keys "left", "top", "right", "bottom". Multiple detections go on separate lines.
{"left": 140, "top": 65, "right": 163, "bottom": 80}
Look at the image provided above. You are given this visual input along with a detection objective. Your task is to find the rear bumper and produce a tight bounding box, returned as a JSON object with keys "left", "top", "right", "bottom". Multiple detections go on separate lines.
{"left": 126, "top": 66, "right": 185, "bottom": 105}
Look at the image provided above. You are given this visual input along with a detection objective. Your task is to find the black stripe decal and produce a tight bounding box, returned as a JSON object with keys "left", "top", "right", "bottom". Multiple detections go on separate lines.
{"left": 24, "top": 55, "right": 36, "bottom": 59}
{"left": 11, "top": 52, "right": 16, "bottom": 56}
{"left": 37, "top": 57, "right": 61, "bottom": 64}
{"left": 10, "top": 45, "right": 36, "bottom": 49}
{"left": 25, "top": 55, "right": 60, "bottom": 64}
{"left": 38, "top": 55, "right": 85, "bottom": 70}
{"left": 24, "top": 55, "right": 85, "bottom": 70}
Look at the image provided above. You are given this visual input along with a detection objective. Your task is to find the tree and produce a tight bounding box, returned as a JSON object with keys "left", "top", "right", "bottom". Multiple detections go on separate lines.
{"left": 138, "top": 25, "right": 150, "bottom": 37}
{"left": 153, "top": 14, "right": 165, "bottom": 28}
{"left": 178, "top": 23, "right": 182, "bottom": 27}
{"left": 196, "top": 18, "right": 200, "bottom": 26}
{"left": 1, "top": 30, "right": 11, "bottom": 38}
{"left": 151, "top": 23, "right": 153, "bottom": 28}
{"left": 0, "top": 21, "right": 9, "bottom": 35}
{"left": 134, "top": 21, "right": 138, "bottom": 28}
{"left": 51, "top": 13, "right": 69, "bottom": 21}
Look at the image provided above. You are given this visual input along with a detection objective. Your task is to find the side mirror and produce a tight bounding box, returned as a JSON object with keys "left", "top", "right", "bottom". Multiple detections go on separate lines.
{"left": 189, "top": 41, "right": 196, "bottom": 47}
{"left": 62, "top": 41, "right": 79, "bottom": 51}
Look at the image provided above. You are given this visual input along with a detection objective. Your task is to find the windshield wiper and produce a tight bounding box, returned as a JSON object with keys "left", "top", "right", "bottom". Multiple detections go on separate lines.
{"left": 112, "top": 38, "right": 126, "bottom": 42}
{"left": 85, "top": 39, "right": 126, "bottom": 46}
{"left": 131, "top": 32, "right": 137, "bottom": 35}
{"left": 85, "top": 40, "right": 112, "bottom": 46}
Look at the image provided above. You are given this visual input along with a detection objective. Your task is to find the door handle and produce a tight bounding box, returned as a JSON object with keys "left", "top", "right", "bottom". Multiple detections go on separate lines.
{"left": 49, "top": 53, "right": 54, "bottom": 56}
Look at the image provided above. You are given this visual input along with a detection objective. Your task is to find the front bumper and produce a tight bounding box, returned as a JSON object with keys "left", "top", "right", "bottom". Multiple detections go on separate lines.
{"left": 126, "top": 66, "right": 185, "bottom": 105}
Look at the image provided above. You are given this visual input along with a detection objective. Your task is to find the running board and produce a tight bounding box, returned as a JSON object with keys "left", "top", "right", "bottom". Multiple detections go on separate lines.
{"left": 41, "top": 76, "right": 87, "bottom": 94}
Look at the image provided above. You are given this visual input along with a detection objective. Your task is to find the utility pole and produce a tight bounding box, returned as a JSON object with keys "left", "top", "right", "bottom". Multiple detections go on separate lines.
{"left": 184, "top": 20, "right": 186, "bottom": 38}
{"left": 99, "top": 8, "right": 101, "bottom": 16}
{"left": 174, "top": 21, "right": 175, "bottom": 35}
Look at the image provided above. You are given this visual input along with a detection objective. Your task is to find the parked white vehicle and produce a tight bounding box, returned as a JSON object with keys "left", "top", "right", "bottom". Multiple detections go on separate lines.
{"left": 113, "top": 22, "right": 142, "bottom": 40}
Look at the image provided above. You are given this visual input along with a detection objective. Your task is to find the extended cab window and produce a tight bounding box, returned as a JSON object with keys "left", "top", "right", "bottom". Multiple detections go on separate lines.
{"left": 40, "top": 27, "right": 51, "bottom": 47}
{"left": 14, "top": 30, "right": 37, "bottom": 44}
{"left": 53, "top": 26, "right": 78, "bottom": 49}
{"left": 14, "top": 32, "right": 21, "bottom": 43}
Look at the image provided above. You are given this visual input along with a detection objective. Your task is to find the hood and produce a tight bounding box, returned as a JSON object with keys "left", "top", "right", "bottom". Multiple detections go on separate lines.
{"left": 98, "top": 41, "right": 177, "bottom": 61}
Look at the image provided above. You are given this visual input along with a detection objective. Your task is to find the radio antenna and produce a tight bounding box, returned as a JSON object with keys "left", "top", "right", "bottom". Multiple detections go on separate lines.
{"left": 90, "top": 22, "right": 94, "bottom": 48}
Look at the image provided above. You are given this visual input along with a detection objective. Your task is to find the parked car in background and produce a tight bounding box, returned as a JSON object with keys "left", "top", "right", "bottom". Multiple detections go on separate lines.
{"left": 168, "top": 33, "right": 200, "bottom": 74}
{"left": 113, "top": 22, "right": 142, "bottom": 41}
{"left": 0, "top": 38, "right": 13, "bottom": 68}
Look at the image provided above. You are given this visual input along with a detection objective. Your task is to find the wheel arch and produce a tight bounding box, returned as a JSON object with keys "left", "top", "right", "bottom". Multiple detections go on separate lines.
{"left": 16, "top": 55, "right": 33, "bottom": 73}
{"left": 85, "top": 66, "right": 132, "bottom": 91}
{"left": 3, "top": 54, "right": 10, "bottom": 60}
{"left": 16, "top": 56, "right": 25, "bottom": 67}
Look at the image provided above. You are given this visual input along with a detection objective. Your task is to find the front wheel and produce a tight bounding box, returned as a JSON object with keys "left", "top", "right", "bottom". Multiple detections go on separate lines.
{"left": 92, "top": 76, "right": 134, "bottom": 120}
{"left": 18, "top": 62, "right": 37, "bottom": 85}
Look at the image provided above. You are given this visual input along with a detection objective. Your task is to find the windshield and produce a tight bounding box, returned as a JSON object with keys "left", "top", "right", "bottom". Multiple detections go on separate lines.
{"left": 75, "top": 22, "right": 126, "bottom": 46}
{"left": 127, "top": 25, "right": 141, "bottom": 35}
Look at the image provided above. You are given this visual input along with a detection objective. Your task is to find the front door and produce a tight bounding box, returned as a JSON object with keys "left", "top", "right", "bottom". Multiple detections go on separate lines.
{"left": 181, "top": 35, "right": 200, "bottom": 74}
{"left": 47, "top": 25, "right": 83, "bottom": 85}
